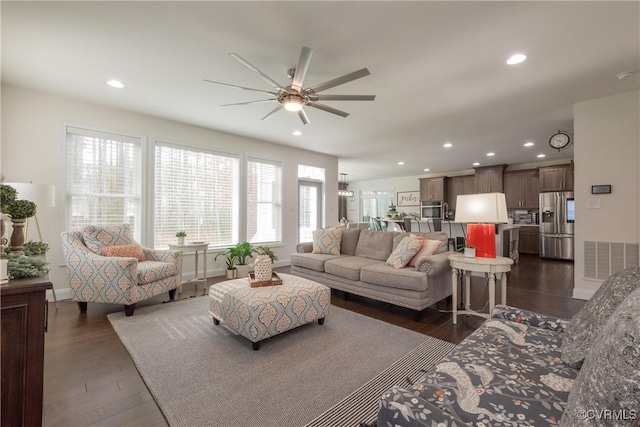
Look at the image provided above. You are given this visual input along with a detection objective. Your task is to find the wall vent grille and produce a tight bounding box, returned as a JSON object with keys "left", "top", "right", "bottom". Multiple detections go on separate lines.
{"left": 584, "top": 241, "right": 640, "bottom": 280}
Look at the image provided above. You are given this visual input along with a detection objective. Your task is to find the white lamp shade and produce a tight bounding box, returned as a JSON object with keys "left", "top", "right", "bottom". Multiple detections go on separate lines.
{"left": 4, "top": 183, "right": 56, "bottom": 207}
{"left": 454, "top": 193, "right": 508, "bottom": 223}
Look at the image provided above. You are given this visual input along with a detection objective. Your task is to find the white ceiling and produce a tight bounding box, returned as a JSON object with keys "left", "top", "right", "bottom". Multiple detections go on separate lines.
{"left": 2, "top": 1, "right": 638, "bottom": 181}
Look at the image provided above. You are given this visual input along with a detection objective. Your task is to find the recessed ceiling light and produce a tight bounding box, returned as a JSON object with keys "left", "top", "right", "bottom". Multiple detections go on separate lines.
{"left": 443, "top": 142, "right": 453, "bottom": 148}
{"left": 423, "top": 168, "right": 430, "bottom": 172}
{"left": 537, "top": 154, "right": 546, "bottom": 158}
{"left": 398, "top": 161, "right": 405, "bottom": 165}
{"left": 506, "top": 53, "right": 527, "bottom": 65}
{"left": 292, "top": 130, "right": 302, "bottom": 136}
{"left": 524, "top": 141, "right": 534, "bottom": 147}
{"left": 107, "top": 79, "right": 124, "bottom": 88}
{"left": 473, "top": 162, "right": 480, "bottom": 166}
{"left": 486, "top": 152, "right": 495, "bottom": 157}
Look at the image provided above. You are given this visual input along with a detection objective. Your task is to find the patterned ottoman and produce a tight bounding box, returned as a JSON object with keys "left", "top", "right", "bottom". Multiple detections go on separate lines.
{"left": 208, "top": 273, "right": 331, "bottom": 350}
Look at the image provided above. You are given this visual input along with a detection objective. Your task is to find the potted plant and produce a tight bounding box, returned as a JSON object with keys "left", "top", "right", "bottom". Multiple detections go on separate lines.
{"left": 255, "top": 245, "right": 278, "bottom": 263}
{"left": 215, "top": 247, "right": 239, "bottom": 279}
{"left": 4, "top": 199, "right": 36, "bottom": 254}
{"left": 175, "top": 231, "right": 187, "bottom": 245}
{"left": 0, "top": 184, "right": 17, "bottom": 247}
{"left": 234, "top": 241, "right": 257, "bottom": 278}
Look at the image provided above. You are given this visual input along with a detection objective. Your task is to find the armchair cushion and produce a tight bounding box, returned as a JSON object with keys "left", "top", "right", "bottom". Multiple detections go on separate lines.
{"left": 82, "top": 224, "right": 135, "bottom": 254}
{"left": 136, "top": 261, "right": 179, "bottom": 285}
{"left": 102, "top": 243, "right": 146, "bottom": 262}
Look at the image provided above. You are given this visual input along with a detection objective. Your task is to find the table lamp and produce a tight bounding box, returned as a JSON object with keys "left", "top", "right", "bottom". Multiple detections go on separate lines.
{"left": 455, "top": 193, "right": 508, "bottom": 258}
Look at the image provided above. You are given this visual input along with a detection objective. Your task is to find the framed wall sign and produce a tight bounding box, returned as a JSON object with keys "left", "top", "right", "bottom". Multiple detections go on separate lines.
{"left": 591, "top": 185, "right": 611, "bottom": 194}
{"left": 396, "top": 191, "right": 420, "bottom": 207}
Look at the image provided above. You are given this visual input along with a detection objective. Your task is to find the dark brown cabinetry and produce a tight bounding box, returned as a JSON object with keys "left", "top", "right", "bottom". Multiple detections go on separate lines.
{"left": 538, "top": 164, "right": 574, "bottom": 192}
{"left": 1, "top": 276, "right": 52, "bottom": 427}
{"left": 474, "top": 165, "right": 506, "bottom": 193}
{"left": 420, "top": 177, "right": 447, "bottom": 201}
{"left": 447, "top": 175, "right": 476, "bottom": 209}
{"left": 518, "top": 226, "right": 540, "bottom": 255}
{"left": 504, "top": 169, "right": 539, "bottom": 209}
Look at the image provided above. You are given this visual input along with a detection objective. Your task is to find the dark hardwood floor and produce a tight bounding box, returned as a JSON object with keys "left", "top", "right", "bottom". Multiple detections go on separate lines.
{"left": 42, "top": 255, "right": 583, "bottom": 426}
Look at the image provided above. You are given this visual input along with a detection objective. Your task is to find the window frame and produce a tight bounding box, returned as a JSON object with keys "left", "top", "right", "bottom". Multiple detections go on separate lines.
{"left": 245, "top": 156, "right": 283, "bottom": 246}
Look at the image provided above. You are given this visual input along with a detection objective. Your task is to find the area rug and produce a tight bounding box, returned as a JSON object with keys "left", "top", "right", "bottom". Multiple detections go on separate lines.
{"left": 108, "top": 296, "right": 454, "bottom": 427}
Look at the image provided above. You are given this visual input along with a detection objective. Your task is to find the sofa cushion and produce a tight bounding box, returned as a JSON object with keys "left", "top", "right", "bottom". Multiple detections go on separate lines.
{"left": 101, "top": 243, "right": 146, "bottom": 262}
{"left": 136, "top": 261, "right": 178, "bottom": 284}
{"left": 561, "top": 267, "right": 640, "bottom": 368}
{"left": 407, "top": 235, "right": 442, "bottom": 267}
{"left": 312, "top": 227, "right": 343, "bottom": 255}
{"left": 325, "top": 256, "right": 382, "bottom": 281}
{"left": 361, "top": 263, "right": 429, "bottom": 292}
{"left": 82, "top": 224, "right": 136, "bottom": 255}
{"left": 290, "top": 253, "right": 338, "bottom": 272}
{"left": 393, "top": 231, "right": 448, "bottom": 254}
{"left": 561, "top": 287, "right": 640, "bottom": 426}
{"left": 386, "top": 235, "right": 422, "bottom": 269}
{"left": 340, "top": 228, "right": 361, "bottom": 256}
{"left": 355, "top": 230, "right": 396, "bottom": 261}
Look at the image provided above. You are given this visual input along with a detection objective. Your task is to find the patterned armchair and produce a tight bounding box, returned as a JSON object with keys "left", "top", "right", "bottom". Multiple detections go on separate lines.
{"left": 61, "top": 224, "right": 182, "bottom": 316}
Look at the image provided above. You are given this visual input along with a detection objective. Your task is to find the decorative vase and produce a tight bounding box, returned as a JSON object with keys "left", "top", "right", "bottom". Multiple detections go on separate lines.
{"left": 10, "top": 218, "right": 26, "bottom": 254}
{"left": 253, "top": 255, "right": 272, "bottom": 281}
{"left": 177, "top": 236, "right": 185, "bottom": 245}
{"left": 1, "top": 258, "right": 8, "bottom": 284}
{"left": 225, "top": 268, "right": 238, "bottom": 280}
{"left": 464, "top": 247, "right": 476, "bottom": 258}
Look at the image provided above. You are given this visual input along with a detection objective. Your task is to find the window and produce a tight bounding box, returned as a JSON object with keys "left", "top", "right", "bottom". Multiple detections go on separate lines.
{"left": 154, "top": 143, "right": 239, "bottom": 248}
{"left": 246, "top": 158, "right": 282, "bottom": 244}
{"left": 65, "top": 126, "right": 143, "bottom": 240}
{"left": 361, "top": 189, "right": 394, "bottom": 220}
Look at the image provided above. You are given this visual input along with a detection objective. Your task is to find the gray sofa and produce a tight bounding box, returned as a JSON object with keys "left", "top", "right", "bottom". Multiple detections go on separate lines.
{"left": 377, "top": 267, "right": 640, "bottom": 426}
{"left": 291, "top": 229, "right": 454, "bottom": 319}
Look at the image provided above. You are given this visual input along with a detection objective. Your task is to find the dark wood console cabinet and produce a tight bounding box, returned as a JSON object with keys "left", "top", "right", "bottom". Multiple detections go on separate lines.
{"left": 1, "top": 276, "right": 52, "bottom": 427}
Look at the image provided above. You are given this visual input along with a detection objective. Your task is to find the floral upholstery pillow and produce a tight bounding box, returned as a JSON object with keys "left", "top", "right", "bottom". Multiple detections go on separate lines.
{"left": 101, "top": 244, "right": 146, "bottom": 262}
{"left": 82, "top": 224, "right": 136, "bottom": 255}
{"left": 386, "top": 235, "right": 422, "bottom": 269}
{"left": 407, "top": 234, "right": 442, "bottom": 267}
{"left": 312, "top": 228, "right": 343, "bottom": 255}
{"left": 561, "top": 267, "right": 640, "bottom": 368}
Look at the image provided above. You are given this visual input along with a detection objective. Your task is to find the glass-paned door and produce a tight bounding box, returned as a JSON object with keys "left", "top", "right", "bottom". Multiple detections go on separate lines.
{"left": 299, "top": 180, "right": 323, "bottom": 243}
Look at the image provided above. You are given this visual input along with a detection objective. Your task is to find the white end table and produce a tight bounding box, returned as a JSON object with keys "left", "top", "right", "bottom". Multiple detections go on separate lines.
{"left": 168, "top": 242, "right": 209, "bottom": 296}
{"left": 448, "top": 253, "right": 514, "bottom": 325}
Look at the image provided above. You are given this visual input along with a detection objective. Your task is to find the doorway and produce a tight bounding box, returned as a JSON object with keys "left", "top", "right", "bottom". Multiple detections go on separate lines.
{"left": 298, "top": 180, "right": 323, "bottom": 243}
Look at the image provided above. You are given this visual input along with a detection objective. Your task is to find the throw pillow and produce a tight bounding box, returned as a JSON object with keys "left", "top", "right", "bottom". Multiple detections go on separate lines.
{"left": 82, "top": 224, "right": 135, "bottom": 254}
{"left": 561, "top": 287, "right": 640, "bottom": 426}
{"left": 386, "top": 235, "right": 423, "bottom": 269}
{"left": 101, "top": 244, "right": 146, "bottom": 262}
{"left": 561, "top": 267, "right": 640, "bottom": 369}
{"left": 407, "top": 234, "right": 442, "bottom": 267}
{"left": 312, "top": 228, "right": 343, "bottom": 255}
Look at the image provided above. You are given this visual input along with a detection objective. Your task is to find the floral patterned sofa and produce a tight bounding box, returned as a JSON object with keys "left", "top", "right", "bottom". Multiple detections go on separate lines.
{"left": 61, "top": 224, "right": 182, "bottom": 316}
{"left": 377, "top": 267, "right": 640, "bottom": 426}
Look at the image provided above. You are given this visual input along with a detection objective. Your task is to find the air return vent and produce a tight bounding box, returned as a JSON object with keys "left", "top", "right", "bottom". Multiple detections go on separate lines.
{"left": 584, "top": 241, "right": 639, "bottom": 280}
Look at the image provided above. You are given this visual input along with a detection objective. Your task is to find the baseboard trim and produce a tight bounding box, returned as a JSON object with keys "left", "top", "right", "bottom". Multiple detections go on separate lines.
{"left": 572, "top": 288, "right": 595, "bottom": 300}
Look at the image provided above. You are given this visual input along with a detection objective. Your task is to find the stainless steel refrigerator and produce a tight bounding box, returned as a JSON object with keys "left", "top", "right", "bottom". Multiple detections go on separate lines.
{"left": 539, "top": 191, "right": 575, "bottom": 260}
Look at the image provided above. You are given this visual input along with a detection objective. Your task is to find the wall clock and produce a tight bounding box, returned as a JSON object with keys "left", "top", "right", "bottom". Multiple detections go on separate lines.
{"left": 549, "top": 131, "right": 572, "bottom": 150}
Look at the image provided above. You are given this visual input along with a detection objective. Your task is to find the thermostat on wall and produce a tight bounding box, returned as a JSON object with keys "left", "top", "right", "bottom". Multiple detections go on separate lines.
{"left": 591, "top": 185, "right": 611, "bottom": 194}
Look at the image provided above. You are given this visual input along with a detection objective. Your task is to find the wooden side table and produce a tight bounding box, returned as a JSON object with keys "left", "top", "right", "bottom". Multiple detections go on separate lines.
{"left": 168, "top": 242, "right": 209, "bottom": 296}
{"left": 448, "top": 253, "right": 514, "bottom": 325}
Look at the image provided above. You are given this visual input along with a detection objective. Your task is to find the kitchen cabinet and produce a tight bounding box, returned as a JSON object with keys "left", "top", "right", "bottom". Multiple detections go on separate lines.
{"left": 518, "top": 226, "right": 540, "bottom": 255}
{"left": 1, "top": 276, "right": 52, "bottom": 427}
{"left": 447, "top": 175, "right": 476, "bottom": 209}
{"left": 504, "top": 169, "right": 539, "bottom": 209}
{"left": 474, "top": 165, "right": 506, "bottom": 193}
{"left": 420, "top": 177, "right": 447, "bottom": 201}
{"left": 539, "top": 164, "right": 574, "bottom": 192}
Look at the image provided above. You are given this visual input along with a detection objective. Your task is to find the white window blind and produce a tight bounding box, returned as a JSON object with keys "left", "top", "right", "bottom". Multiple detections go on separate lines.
{"left": 65, "top": 126, "right": 142, "bottom": 240}
{"left": 247, "top": 158, "right": 282, "bottom": 244}
{"left": 154, "top": 143, "right": 239, "bottom": 248}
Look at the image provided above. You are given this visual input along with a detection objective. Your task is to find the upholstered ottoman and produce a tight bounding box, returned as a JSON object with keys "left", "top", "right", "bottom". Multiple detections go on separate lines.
{"left": 208, "top": 273, "right": 330, "bottom": 350}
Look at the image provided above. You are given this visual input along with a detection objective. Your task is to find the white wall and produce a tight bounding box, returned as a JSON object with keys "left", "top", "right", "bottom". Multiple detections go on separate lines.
{"left": 573, "top": 90, "right": 640, "bottom": 298}
{"left": 1, "top": 84, "right": 338, "bottom": 297}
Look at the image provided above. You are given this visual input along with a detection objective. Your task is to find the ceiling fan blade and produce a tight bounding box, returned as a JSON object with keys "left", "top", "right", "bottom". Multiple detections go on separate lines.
{"left": 307, "top": 68, "right": 371, "bottom": 94}
{"left": 309, "top": 94, "right": 376, "bottom": 101}
{"left": 203, "top": 79, "right": 278, "bottom": 96}
{"left": 229, "top": 53, "right": 287, "bottom": 91}
{"left": 298, "top": 108, "right": 310, "bottom": 125}
{"left": 221, "top": 99, "right": 276, "bottom": 107}
{"left": 291, "top": 46, "right": 313, "bottom": 92}
{"left": 306, "top": 102, "right": 350, "bottom": 117}
{"left": 261, "top": 104, "right": 284, "bottom": 121}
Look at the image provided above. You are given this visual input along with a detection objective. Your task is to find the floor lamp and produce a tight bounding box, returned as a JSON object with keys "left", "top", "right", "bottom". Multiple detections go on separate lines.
{"left": 5, "top": 182, "right": 59, "bottom": 308}
{"left": 454, "top": 193, "right": 508, "bottom": 258}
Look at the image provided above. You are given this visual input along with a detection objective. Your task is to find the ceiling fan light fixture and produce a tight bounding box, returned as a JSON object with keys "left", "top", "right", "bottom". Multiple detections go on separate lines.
{"left": 284, "top": 97, "right": 303, "bottom": 112}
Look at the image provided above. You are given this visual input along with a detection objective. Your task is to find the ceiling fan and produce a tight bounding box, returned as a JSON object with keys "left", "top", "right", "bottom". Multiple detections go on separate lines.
{"left": 204, "top": 46, "right": 376, "bottom": 125}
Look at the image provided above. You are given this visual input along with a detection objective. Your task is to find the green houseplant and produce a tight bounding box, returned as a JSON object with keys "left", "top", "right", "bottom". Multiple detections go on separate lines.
{"left": 4, "top": 199, "right": 36, "bottom": 253}
{"left": 234, "top": 241, "right": 257, "bottom": 278}
{"left": 175, "top": 230, "right": 187, "bottom": 244}
{"left": 0, "top": 184, "right": 17, "bottom": 248}
{"left": 255, "top": 246, "right": 278, "bottom": 263}
{"left": 215, "top": 247, "right": 239, "bottom": 279}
